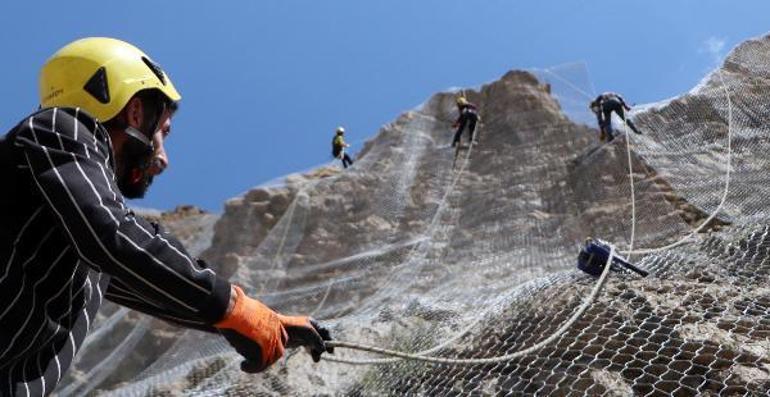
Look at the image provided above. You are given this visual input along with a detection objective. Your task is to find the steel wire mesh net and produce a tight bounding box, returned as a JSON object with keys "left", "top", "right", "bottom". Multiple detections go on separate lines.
{"left": 58, "top": 36, "right": 770, "bottom": 396}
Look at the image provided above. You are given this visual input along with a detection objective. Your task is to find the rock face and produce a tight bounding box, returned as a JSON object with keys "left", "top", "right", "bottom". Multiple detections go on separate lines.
{"left": 631, "top": 35, "right": 770, "bottom": 225}
{"left": 61, "top": 35, "right": 770, "bottom": 396}
{"left": 203, "top": 184, "right": 300, "bottom": 278}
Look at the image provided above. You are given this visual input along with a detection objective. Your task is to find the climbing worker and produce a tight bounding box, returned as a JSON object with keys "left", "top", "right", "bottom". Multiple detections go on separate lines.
{"left": 332, "top": 126, "right": 354, "bottom": 168}
{"left": 452, "top": 96, "right": 479, "bottom": 147}
{"left": 589, "top": 92, "right": 642, "bottom": 141}
{"left": 0, "top": 37, "right": 333, "bottom": 396}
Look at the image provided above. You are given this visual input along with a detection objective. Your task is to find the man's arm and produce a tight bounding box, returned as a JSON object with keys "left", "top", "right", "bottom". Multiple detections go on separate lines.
{"left": 105, "top": 261, "right": 224, "bottom": 333}
{"left": 618, "top": 95, "right": 631, "bottom": 110}
{"left": 15, "top": 108, "right": 231, "bottom": 326}
{"left": 591, "top": 101, "right": 604, "bottom": 124}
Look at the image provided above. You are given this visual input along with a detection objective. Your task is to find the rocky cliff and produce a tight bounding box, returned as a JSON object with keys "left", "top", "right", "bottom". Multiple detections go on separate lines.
{"left": 59, "top": 34, "right": 770, "bottom": 396}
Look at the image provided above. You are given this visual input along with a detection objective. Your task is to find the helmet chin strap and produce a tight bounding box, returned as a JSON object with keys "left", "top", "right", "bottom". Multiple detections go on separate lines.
{"left": 122, "top": 101, "right": 167, "bottom": 185}
{"left": 123, "top": 99, "right": 166, "bottom": 149}
{"left": 124, "top": 126, "right": 152, "bottom": 147}
{"left": 122, "top": 126, "right": 154, "bottom": 185}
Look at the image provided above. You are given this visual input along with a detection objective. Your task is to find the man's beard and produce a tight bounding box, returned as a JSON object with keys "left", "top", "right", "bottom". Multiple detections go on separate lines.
{"left": 117, "top": 139, "right": 155, "bottom": 199}
{"left": 118, "top": 166, "right": 155, "bottom": 199}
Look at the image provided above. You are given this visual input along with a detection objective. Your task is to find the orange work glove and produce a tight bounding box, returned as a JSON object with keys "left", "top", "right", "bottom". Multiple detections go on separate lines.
{"left": 216, "top": 286, "right": 287, "bottom": 372}
{"left": 276, "top": 314, "right": 334, "bottom": 362}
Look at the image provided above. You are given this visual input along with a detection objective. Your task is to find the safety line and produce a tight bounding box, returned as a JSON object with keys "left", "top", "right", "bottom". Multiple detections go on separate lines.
{"left": 323, "top": 246, "right": 614, "bottom": 365}
{"left": 539, "top": 68, "right": 595, "bottom": 100}
{"left": 623, "top": 114, "right": 637, "bottom": 260}
{"left": 331, "top": 111, "right": 480, "bottom": 318}
{"left": 322, "top": 69, "right": 734, "bottom": 366}
{"left": 322, "top": 108, "right": 617, "bottom": 365}
{"left": 620, "top": 69, "right": 733, "bottom": 256}
{"left": 321, "top": 279, "right": 516, "bottom": 365}
{"left": 302, "top": 112, "right": 475, "bottom": 319}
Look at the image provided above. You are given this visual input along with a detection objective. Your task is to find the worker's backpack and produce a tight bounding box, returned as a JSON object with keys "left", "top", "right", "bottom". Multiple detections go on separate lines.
{"left": 331, "top": 137, "right": 342, "bottom": 157}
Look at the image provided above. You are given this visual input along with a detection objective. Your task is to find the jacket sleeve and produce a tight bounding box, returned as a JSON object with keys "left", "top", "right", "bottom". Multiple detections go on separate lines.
{"left": 593, "top": 96, "right": 605, "bottom": 123}
{"left": 105, "top": 276, "right": 218, "bottom": 333}
{"left": 618, "top": 96, "right": 630, "bottom": 109}
{"left": 14, "top": 108, "right": 231, "bottom": 326}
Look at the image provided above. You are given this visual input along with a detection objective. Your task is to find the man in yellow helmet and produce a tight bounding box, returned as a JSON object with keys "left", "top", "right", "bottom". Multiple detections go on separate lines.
{"left": 451, "top": 96, "right": 479, "bottom": 148}
{"left": 332, "top": 126, "right": 354, "bottom": 168}
{"left": 0, "top": 37, "right": 332, "bottom": 396}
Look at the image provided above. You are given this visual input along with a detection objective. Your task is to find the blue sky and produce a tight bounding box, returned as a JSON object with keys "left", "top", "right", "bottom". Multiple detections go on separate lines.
{"left": 2, "top": 1, "right": 769, "bottom": 211}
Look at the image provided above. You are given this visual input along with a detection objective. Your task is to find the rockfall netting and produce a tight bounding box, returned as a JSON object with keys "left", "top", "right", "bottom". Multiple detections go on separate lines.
{"left": 57, "top": 35, "right": 770, "bottom": 396}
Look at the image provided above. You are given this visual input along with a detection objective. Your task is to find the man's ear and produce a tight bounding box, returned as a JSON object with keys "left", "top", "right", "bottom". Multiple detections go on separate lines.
{"left": 124, "top": 96, "right": 144, "bottom": 129}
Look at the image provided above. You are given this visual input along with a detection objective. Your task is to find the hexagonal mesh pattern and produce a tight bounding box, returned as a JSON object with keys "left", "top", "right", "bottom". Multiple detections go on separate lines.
{"left": 58, "top": 36, "right": 770, "bottom": 396}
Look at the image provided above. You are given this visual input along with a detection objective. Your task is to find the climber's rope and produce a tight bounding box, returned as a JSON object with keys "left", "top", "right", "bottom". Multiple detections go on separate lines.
{"left": 323, "top": 69, "right": 734, "bottom": 366}
{"left": 321, "top": 281, "right": 517, "bottom": 365}
{"left": 539, "top": 68, "right": 595, "bottom": 100}
{"left": 623, "top": 115, "right": 637, "bottom": 260}
{"left": 620, "top": 69, "right": 733, "bottom": 256}
{"left": 339, "top": 111, "right": 480, "bottom": 317}
{"left": 307, "top": 112, "right": 478, "bottom": 319}
{"left": 323, "top": 245, "right": 614, "bottom": 365}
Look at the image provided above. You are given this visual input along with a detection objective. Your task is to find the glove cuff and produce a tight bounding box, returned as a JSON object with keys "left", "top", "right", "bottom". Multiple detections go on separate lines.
{"left": 277, "top": 314, "right": 310, "bottom": 328}
{"left": 215, "top": 285, "right": 287, "bottom": 368}
{"left": 215, "top": 286, "right": 274, "bottom": 330}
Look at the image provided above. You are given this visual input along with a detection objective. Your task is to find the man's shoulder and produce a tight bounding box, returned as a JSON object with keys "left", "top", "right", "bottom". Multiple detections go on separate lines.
{"left": 31, "top": 107, "right": 100, "bottom": 129}
{"left": 11, "top": 107, "right": 112, "bottom": 158}
{"left": 601, "top": 92, "right": 621, "bottom": 100}
{"left": 17, "top": 107, "right": 103, "bottom": 140}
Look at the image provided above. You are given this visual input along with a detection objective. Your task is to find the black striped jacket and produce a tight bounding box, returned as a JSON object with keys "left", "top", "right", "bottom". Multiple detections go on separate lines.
{"left": 0, "top": 107, "right": 231, "bottom": 396}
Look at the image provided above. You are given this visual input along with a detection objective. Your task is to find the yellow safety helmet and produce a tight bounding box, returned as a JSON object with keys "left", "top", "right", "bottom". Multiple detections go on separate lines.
{"left": 39, "top": 37, "right": 181, "bottom": 122}
{"left": 456, "top": 96, "right": 468, "bottom": 106}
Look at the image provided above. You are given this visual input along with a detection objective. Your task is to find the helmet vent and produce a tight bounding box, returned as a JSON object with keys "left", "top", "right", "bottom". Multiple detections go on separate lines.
{"left": 142, "top": 56, "right": 166, "bottom": 85}
{"left": 83, "top": 67, "right": 110, "bottom": 104}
